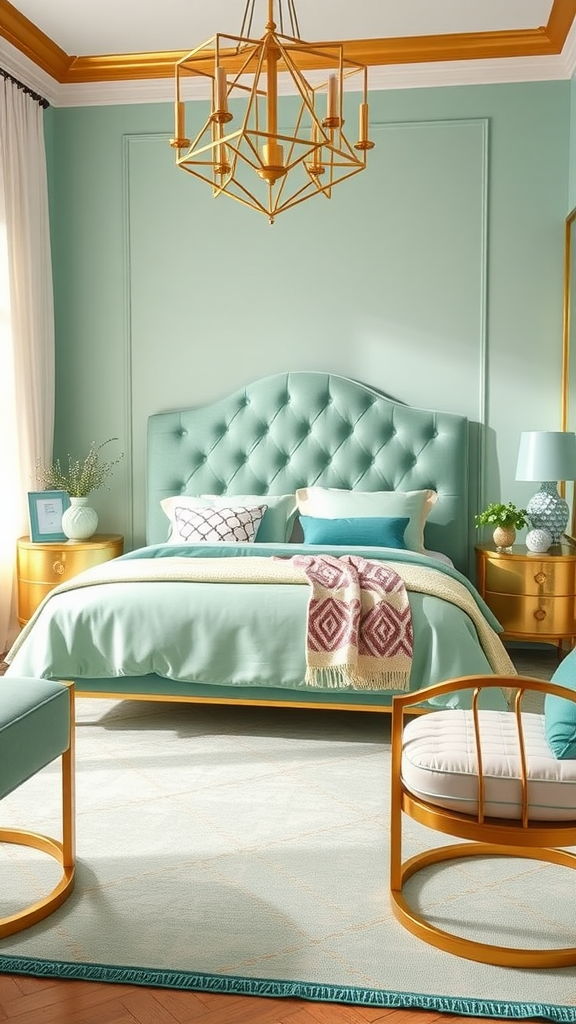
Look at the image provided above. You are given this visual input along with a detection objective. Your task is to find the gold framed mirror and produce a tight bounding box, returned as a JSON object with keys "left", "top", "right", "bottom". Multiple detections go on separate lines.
{"left": 561, "top": 206, "right": 576, "bottom": 540}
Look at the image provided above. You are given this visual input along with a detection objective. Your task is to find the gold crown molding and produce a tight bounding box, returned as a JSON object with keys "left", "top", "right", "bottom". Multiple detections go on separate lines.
{"left": 547, "top": 0, "right": 576, "bottom": 49}
{"left": 0, "top": 0, "right": 574, "bottom": 85}
{"left": 64, "top": 51, "right": 187, "bottom": 84}
{"left": 62, "top": 28, "right": 574, "bottom": 85}
{"left": 0, "top": 0, "right": 70, "bottom": 80}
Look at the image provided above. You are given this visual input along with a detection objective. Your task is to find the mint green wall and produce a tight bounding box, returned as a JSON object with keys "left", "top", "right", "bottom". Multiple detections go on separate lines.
{"left": 46, "top": 81, "right": 568, "bottom": 552}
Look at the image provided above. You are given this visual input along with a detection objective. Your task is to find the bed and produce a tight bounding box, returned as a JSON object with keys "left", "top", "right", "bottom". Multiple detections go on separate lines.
{"left": 5, "top": 371, "right": 515, "bottom": 711}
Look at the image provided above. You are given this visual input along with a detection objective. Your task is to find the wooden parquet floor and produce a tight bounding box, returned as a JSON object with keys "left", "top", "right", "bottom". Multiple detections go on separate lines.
{"left": 0, "top": 974, "right": 511, "bottom": 1024}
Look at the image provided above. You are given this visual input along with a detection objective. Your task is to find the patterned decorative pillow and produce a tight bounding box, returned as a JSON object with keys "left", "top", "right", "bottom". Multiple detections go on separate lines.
{"left": 200, "top": 493, "right": 297, "bottom": 542}
{"left": 161, "top": 494, "right": 297, "bottom": 543}
{"left": 170, "top": 504, "right": 268, "bottom": 543}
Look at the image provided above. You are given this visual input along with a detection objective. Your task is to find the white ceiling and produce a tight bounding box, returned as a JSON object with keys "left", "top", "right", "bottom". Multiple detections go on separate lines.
{"left": 3, "top": 0, "right": 558, "bottom": 58}
{"left": 1, "top": 0, "right": 575, "bottom": 106}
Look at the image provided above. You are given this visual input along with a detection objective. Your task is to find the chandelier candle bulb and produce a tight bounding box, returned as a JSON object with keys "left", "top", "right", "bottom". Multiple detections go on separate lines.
{"left": 175, "top": 100, "right": 185, "bottom": 139}
{"left": 327, "top": 74, "right": 338, "bottom": 120}
{"left": 359, "top": 103, "right": 369, "bottom": 143}
{"left": 215, "top": 66, "right": 228, "bottom": 112}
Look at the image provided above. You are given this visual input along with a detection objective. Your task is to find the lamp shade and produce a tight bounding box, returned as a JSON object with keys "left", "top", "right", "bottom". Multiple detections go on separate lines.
{"left": 515, "top": 431, "right": 576, "bottom": 482}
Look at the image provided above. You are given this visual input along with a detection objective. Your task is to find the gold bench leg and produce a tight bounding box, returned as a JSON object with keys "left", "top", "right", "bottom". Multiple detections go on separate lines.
{"left": 0, "top": 681, "right": 76, "bottom": 939}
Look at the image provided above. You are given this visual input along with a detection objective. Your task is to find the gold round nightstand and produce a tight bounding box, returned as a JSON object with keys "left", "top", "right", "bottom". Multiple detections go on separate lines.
{"left": 16, "top": 534, "right": 124, "bottom": 626}
{"left": 475, "top": 542, "right": 576, "bottom": 650}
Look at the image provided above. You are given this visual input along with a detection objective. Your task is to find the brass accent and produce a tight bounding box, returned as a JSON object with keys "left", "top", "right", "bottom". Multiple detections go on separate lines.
{"left": 169, "top": 137, "right": 191, "bottom": 149}
{"left": 321, "top": 116, "right": 342, "bottom": 130}
{"left": 256, "top": 165, "right": 287, "bottom": 185}
{"left": 16, "top": 534, "right": 124, "bottom": 626}
{"left": 171, "top": 0, "right": 375, "bottom": 222}
{"left": 390, "top": 674, "right": 576, "bottom": 967}
{"left": 0, "top": 681, "right": 75, "bottom": 939}
{"left": 475, "top": 544, "right": 576, "bottom": 648}
{"left": 561, "top": 206, "right": 576, "bottom": 540}
{"left": 210, "top": 111, "right": 234, "bottom": 125}
{"left": 471, "top": 689, "right": 485, "bottom": 822}
{"left": 0, "top": 1, "right": 575, "bottom": 84}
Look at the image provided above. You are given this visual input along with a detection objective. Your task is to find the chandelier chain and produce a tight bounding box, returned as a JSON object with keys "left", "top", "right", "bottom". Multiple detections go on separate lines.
{"left": 240, "top": 0, "right": 300, "bottom": 39}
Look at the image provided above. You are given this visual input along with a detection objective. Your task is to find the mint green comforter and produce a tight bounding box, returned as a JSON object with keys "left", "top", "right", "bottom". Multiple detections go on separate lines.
{"left": 5, "top": 543, "right": 512, "bottom": 708}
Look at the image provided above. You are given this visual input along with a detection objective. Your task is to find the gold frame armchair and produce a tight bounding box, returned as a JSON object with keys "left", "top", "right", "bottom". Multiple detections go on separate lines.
{"left": 390, "top": 674, "right": 576, "bottom": 968}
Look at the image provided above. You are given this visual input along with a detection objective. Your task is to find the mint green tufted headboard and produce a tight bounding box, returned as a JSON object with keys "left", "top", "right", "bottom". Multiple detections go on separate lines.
{"left": 147, "top": 371, "right": 469, "bottom": 572}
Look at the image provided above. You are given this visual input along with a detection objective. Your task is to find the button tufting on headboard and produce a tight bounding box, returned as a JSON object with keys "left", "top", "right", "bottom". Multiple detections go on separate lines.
{"left": 147, "top": 371, "right": 469, "bottom": 572}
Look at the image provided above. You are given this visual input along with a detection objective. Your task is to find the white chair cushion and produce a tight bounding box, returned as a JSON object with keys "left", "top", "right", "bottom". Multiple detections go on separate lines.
{"left": 402, "top": 709, "right": 576, "bottom": 821}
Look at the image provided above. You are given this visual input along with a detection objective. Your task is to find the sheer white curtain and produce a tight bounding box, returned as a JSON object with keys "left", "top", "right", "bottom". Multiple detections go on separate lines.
{"left": 0, "top": 77, "right": 55, "bottom": 654}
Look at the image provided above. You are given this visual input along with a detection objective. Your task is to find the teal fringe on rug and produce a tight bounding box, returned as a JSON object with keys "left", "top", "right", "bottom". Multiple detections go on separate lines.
{"left": 0, "top": 957, "right": 574, "bottom": 1021}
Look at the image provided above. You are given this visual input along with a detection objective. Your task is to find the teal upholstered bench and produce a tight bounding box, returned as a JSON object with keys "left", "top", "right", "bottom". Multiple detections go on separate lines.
{"left": 0, "top": 677, "right": 75, "bottom": 938}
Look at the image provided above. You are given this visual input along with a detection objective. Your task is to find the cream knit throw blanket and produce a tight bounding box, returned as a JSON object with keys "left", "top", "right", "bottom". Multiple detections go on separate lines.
{"left": 289, "top": 553, "right": 413, "bottom": 690}
{"left": 7, "top": 554, "right": 516, "bottom": 685}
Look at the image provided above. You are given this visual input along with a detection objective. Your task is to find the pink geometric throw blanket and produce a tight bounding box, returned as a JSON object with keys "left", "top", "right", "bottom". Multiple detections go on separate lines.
{"left": 291, "top": 554, "right": 414, "bottom": 691}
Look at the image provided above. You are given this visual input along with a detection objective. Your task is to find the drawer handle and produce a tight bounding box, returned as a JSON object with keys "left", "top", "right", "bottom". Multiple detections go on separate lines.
{"left": 534, "top": 609, "right": 546, "bottom": 621}
{"left": 534, "top": 571, "right": 548, "bottom": 586}
{"left": 52, "top": 560, "right": 65, "bottom": 575}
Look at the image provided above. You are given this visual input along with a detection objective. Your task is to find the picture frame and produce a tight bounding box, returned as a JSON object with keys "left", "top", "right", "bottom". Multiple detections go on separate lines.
{"left": 27, "top": 490, "right": 71, "bottom": 543}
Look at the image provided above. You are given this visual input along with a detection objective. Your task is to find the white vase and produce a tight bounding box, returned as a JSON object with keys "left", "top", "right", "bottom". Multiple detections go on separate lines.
{"left": 62, "top": 496, "right": 98, "bottom": 542}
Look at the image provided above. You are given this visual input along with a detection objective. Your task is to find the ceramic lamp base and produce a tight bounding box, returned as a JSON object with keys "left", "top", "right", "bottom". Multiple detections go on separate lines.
{"left": 525, "top": 483, "right": 568, "bottom": 545}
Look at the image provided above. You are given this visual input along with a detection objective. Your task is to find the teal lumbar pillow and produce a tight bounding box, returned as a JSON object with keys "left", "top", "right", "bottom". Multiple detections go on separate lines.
{"left": 545, "top": 654, "right": 576, "bottom": 759}
{"left": 299, "top": 515, "right": 409, "bottom": 548}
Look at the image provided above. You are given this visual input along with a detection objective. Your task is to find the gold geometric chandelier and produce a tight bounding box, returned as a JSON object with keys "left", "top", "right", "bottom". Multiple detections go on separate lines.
{"left": 170, "top": 0, "right": 374, "bottom": 224}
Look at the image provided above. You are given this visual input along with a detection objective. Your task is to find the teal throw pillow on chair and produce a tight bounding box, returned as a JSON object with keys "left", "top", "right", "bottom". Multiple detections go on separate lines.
{"left": 546, "top": 652, "right": 576, "bottom": 759}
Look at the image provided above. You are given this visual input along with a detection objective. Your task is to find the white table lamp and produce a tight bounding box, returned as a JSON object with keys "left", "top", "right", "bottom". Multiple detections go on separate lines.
{"left": 515, "top": 430, "right": 576, "bottom": 543}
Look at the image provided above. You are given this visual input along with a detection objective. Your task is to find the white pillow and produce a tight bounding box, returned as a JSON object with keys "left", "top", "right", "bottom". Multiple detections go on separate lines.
{"left": 200, "top": 493, "right": 297, "bottom": 543}
{"left": 162, "top": 501, "right": 267, "bottom": 543}
{"left": 295, "top": 487, "right": 437, "bottom": 554}
{"left": 161, "top": 493, "right": 296, "bottom": 543}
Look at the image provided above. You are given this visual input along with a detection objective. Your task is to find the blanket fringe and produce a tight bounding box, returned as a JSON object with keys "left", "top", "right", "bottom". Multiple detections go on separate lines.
{"left": 305, "top": 666, "right": 411, "bottom": 692}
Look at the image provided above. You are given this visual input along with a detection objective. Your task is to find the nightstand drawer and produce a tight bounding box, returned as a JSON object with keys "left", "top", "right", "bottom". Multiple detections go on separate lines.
{"left": 483, "top": 557, "right": 576, "bottom": 597}
{"left": 16, "top": 534, "right": 124, "bottom": 626}
{"left": 487, "top": 592, "right": 575, "bottom": 637}
{"left": 17, "top": 543, "right": 106, "bottom": 584}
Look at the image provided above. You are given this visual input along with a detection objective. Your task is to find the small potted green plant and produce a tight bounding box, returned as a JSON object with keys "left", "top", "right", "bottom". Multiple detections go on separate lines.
{"left": 475, "top": 501, "right": 529, "bottom": 551}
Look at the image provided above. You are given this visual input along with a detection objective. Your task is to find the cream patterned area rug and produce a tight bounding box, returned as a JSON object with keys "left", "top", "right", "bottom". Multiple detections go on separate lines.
{"left": 1, "top": 692, "right": 575, "bottom": 1021}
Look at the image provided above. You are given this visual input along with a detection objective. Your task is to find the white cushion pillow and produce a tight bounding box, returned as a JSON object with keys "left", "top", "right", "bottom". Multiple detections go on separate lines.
{"left": 161, "top": 494, "right": 296, "bottom": 543}
{"left": 295, "top": 487, "right": 437, "bottom": 554}
{"left": 200, "top": 493, "right": 297, "bottom": 543}
{"left": 162, "top": 501, "right": 267, "bottom": 543}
